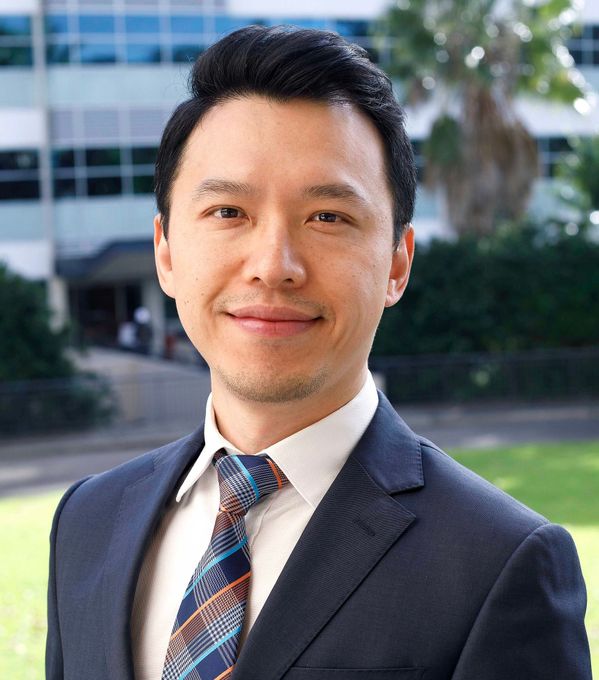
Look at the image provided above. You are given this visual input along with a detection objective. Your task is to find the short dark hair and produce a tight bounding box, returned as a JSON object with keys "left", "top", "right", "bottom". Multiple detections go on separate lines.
{"left": 154, "top": 25, "right": 416, "bottom": 246}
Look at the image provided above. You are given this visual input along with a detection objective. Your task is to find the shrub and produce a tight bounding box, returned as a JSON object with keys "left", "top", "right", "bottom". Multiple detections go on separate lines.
{"left": 0, "top": 264, "right": 114, "bottom": 435}
{"left": 374, "top": 225, "right": 599, "bottom": 356}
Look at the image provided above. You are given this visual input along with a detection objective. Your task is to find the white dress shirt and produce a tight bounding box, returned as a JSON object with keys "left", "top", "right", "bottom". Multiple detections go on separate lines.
{"left": 131, "top": 373, "right": 379, "bottom": 680}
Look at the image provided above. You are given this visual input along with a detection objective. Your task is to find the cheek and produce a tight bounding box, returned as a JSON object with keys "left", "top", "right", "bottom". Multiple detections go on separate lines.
{"left": 169, "top": 236, "right": 239, "bottom": 325}
{"left": 168, "top": 249, "right": 207, "bottom": 320}
{"left": 330, "top": 254, "right": 389, "bottom": 329}
{"left": 170, "top": 232, "right": 230, "bottom": 287}
{"left": 350, "top": 245, "right": 391, "bottom": 296}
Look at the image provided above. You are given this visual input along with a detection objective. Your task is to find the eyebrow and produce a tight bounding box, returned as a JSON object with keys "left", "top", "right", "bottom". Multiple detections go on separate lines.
{"left": 302, "top": 183, "right": 369, "bottom": 208}
{"left": 192, "top": 178, "right": 369, "bottom": 208}
{"left": 192, "top": 178, "right": 254, "bottom": 200}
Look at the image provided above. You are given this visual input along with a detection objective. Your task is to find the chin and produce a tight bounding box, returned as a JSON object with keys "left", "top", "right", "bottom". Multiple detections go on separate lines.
{"left": 215, "top": 365, "right": 329, "bottom": 404}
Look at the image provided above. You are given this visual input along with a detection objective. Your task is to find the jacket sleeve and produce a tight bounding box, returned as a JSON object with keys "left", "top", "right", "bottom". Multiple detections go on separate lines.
{"left": 45, "top": 477, "right": 92, "bottom": 680}
{"left": 451, "top": 522, "right": 592, "bottom": 679}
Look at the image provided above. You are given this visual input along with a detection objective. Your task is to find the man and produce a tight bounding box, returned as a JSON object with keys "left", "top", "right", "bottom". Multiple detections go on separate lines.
{"left": 46, "top": 26, "right": 591, "bottom": 680}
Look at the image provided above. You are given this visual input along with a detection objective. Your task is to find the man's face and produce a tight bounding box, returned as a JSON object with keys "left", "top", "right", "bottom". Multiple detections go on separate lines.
{"left": 155, "top": 96, "right": 413, "bottom": 405}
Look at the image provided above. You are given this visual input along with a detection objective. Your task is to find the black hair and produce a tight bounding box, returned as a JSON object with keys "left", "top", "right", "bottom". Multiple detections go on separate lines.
{"left": 154, "top": 25, "right": 416, "bottom": 246}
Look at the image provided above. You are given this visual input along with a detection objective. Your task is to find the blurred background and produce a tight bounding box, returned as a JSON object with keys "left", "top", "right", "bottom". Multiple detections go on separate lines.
{"left": 1, "top": 0, "right": 599, "bottom": 433}
{"left": 0, "top": 0, "right": 598, "bottom": 677}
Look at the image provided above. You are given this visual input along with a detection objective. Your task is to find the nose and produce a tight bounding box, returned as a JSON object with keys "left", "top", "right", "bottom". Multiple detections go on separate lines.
{"left": 243, "top": 221, "right": 307, "bottom": 289}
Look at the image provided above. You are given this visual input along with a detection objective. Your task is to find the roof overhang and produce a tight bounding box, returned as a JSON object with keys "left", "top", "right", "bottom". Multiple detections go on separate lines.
{"left": 57, "top": 239, "right": 156, "bottom": 284}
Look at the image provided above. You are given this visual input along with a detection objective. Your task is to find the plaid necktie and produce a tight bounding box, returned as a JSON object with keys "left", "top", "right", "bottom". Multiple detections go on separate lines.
{"left": 162, "top": 451, "right": 288, "bottom": 680}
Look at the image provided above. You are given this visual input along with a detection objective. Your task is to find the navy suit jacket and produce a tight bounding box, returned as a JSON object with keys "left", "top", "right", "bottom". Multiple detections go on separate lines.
{"left": 46, "top": 393, "right": 592, "bottom": 679}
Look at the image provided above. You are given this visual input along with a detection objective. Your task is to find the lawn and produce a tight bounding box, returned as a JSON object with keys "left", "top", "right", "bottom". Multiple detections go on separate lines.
{"left": 0, "top": 491, "right": 57, "bottom": 680}
{"left": 1, "top": 441, "right": 598, "bottom": 678}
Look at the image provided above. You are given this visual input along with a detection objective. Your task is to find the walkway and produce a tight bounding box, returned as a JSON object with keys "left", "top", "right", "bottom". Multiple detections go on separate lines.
{"left": 2, "top": 400, "right": 598, "bottom": 498}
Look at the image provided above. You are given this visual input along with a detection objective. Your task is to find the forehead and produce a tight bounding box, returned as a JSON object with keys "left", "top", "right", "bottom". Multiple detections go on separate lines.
{"left": 174, "top": 95, "right": 391, "bottom": 205}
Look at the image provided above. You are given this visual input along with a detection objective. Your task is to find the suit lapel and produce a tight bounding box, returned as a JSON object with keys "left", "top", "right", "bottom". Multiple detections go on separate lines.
{"left": 101, "top": 427, "right": 205, "bottom": 680}
{"left": 234, "top": 393, "right": 424, "bottom": 680}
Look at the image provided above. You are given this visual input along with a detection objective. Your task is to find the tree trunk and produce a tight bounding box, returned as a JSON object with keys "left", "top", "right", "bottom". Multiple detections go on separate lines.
{"left": 442, "top": 86, "right": 539, "bottom": 236}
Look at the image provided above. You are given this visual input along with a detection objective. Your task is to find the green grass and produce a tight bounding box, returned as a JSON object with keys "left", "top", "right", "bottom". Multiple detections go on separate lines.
{"left": 0, "top": 491, "right": 57, "bottom": 680}
{"left": 0, "top": 441, "right": 598, "bottom": 678}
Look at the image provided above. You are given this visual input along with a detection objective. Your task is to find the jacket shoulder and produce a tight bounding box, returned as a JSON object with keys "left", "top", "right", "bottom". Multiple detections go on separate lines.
{"left": 52, "top": 428, "right": 203, "bottom": 534}
{"left": 404, "top": 436, "right": 550, "bottom": 555}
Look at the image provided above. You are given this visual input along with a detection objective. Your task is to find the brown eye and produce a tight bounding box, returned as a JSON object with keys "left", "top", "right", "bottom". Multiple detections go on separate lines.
{"left": 316, "top": 212, "right": 339, "bottom": 223}
{"left": 216, "top": 207, "right": 241, "bottom": 218}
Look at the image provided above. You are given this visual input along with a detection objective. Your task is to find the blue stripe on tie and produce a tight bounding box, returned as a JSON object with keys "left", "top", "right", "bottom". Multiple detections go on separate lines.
{"left": 177, "top": 625, "right": 242, "bottom": 679}
{"left": 183, "top": 536, "right": 248, "bottom": 598}
{"left": 232, "top": 455, "right": 260, "bottom": 500}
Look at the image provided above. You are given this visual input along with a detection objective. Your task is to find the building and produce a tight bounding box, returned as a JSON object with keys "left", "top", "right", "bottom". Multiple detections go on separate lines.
{"left": 1, "top": 0, "right": 598, "bottom": 353}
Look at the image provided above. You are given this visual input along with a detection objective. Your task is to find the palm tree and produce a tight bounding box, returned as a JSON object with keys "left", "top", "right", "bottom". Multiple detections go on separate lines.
{"left": 553, "top": 135, "right": 599, "bottom": 235}
{"left": 376, "top": 0, "right": 589, "bottom": 236}
{"left": 559, "top": 136, "right": 599, "bottom": 209}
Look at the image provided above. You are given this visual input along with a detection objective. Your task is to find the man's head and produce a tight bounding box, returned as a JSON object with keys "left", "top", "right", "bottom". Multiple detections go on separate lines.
{"left": 154, "top": 26, "right": 416, "bottom": 409}
{"left": 155, "top": 25, "right": 416, "bottom": 248}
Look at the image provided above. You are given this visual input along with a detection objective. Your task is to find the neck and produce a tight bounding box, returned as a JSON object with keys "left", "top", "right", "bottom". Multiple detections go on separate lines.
{"left": 211, "top": 369, "right": 368, "bottom": 454}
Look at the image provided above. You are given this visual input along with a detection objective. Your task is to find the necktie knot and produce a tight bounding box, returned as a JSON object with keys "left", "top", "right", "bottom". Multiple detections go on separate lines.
{"left": 214, "top": 452, "right": 288, "bottom": 516}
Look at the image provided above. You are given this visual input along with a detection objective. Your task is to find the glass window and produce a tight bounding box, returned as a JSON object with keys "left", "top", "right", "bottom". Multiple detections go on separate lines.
{"left": 594, "top": 48, "right": 599, "bottom": 66}
{"left": 45, "top": 15, "right": 69, "bottom": 35}
{"left": 126, "top": 44, "right": 161, "bottom": 63}
{"left": 79, "top": 15, "right": 115, "bottom": 34}
{"left": 0, "top": 46, "right": 33, "bottom": 67}
{"left": 172, "top": 44, "right": 204, "bottom": 63}
{"left": 86, "top": 148, "right": 121, "bottom": 166}
{"left": 0, "top": 151, "right": 38, "bottom": 171}
{"left": 272, "top": 18, "right": 327, "bottom": 29}
{"left": 133, "top": 175, "right": 154, "bottom": 194}
{"left": 79, "top": 43, "right": 117, "bottom": 64}
{"left": 0, "top": 16, "right": 31, "bottom": 37}
{"left": 125, "top": 16, "right": 161, "bottom": 34}
{"left": 53, "top": 149, "right": 75, "bottom": 168}
{"left": 335, "top": 20, "right": 370, "bottom": 37}
{"left": 542, "top": 159, "right": 556, "bottom": 178}
{"left": 0, "top": 180, "right": 40, "bottom": 201}
{"left": 214, "top": 16, "right": 265, "bottom": 34}
{"left": 132, "top": 147, "right": 158, "bottom": 165}
{"left": 592, "top": 25, "right": 599, "bottom": 41}
{"left": 568, "top": 46, "right": 583, "bottom": 65}
{"left": 170, "top": 16, "right": 204, "bottom": 34}
{"left": 54, "top": 178, "right": 77, "bottom": 198}
{"left": 47, "top": 42, "right": 71, "bottom": 64}
{"left": 87, "top": 176, "right": 122, "bottom": 196}
{"left": 548, "top": 138, "right": 571, "bottom": 153}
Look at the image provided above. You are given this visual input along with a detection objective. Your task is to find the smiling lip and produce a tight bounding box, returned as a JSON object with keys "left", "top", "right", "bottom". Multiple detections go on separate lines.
{"left": 227, "top": 305, "right": 321, "bottom": 337}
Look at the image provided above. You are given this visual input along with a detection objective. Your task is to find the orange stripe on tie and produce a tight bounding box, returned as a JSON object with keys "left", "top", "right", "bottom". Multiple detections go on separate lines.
{"left": 214, "top": 666, "right": 235, "bottom": 680}
{"left": 169, "top": 572, "right": 251, "bottom": 641}
{"left": 266, "top": 458, "right": 284, "bottom": 488}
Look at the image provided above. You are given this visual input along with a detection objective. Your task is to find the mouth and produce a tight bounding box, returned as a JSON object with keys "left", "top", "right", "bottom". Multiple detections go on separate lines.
{"left": 227, "top": 305, "right": 322, "bottom": 338}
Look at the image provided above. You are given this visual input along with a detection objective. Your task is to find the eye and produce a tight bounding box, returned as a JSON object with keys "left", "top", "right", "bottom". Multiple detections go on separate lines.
{"left": 314, "top": 212, "right": 340, "bottom": 223}
{"left": 212, "top": 207, "right": 243, "bottom": 219}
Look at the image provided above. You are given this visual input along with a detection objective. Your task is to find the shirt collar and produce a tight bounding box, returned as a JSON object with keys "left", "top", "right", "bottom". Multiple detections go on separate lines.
{"left": 176, "top": 372, "right": 379, "bottom": 507}
{"left": 175, "top": 395, "right": 245, "bottom": 502}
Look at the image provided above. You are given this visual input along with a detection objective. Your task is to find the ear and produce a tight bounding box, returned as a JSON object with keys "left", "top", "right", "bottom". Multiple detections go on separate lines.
{"left": 154, "top": 214, "right": 176, "bottom": 299}
{"left": 385, "top": 224, "right": 415, "bottom": 308}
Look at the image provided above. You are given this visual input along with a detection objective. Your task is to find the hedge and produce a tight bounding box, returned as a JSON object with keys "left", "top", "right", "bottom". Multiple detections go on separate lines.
{"left": 373, "top": 227, "right": 599, "bottom": 356}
